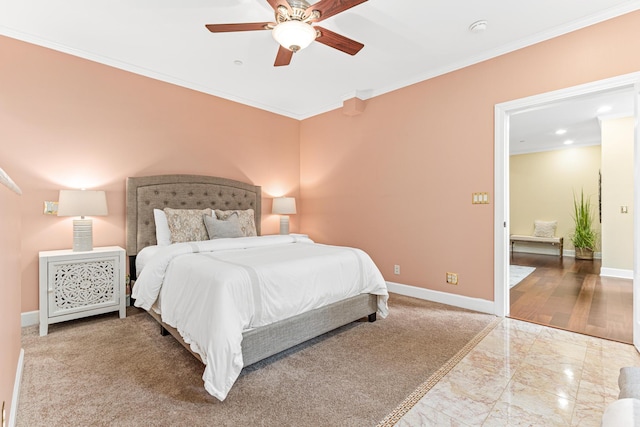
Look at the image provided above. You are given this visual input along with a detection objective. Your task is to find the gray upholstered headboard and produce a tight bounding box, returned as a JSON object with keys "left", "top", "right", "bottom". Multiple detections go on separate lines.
{"left": 126, "top": 175, "right": 262, "bottom": 257}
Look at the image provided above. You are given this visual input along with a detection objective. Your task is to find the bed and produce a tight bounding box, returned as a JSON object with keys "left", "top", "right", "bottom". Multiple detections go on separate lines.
{"left": 126, "top": 174, "right": 389, "bottom": 400}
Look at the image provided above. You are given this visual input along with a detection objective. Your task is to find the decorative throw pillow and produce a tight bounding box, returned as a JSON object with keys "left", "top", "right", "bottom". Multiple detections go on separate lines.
{"left": 153, "top": 209, "right": 171, "bottom": 246}
{"left": 163, "top": 207, "right": 213, "bottom": 243}
{"left": 203, "top": 214, "right": 244, "bottom": 239}
{"left": 533, "top": 220, "right": 557, "bottom": 238}
{"left": 215, "top": 209, "right": 257, "bottom": 237}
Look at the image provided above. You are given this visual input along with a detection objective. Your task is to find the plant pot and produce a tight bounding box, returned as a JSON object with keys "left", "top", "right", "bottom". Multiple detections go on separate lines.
{"left": 575, "top": 247, "right": 594, "bottom": 260}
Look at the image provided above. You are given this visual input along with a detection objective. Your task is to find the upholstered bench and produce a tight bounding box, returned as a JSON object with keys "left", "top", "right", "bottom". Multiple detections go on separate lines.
{"left": 510, "top": 220, "right": 563, "bottom": 257}
{"left": 510, "top": 235, "right": 564, "bottom": 257}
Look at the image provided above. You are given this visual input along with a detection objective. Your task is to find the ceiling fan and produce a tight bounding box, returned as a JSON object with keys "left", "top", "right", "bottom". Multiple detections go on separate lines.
{"left": 205, "top": 0, "right": 367, "bottom": 66}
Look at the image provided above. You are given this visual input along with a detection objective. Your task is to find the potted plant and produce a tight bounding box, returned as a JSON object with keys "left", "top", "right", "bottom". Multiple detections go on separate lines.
{"left": 571, "top": 189, "right": 597, "bottom": 260}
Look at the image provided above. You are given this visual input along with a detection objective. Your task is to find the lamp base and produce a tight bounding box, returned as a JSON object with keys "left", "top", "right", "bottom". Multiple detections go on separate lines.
{"left": 72, "top": 219, "right": 93, "bottom": 252}
{"left": 279, "top": 215, "right": 290, "bottom": 235}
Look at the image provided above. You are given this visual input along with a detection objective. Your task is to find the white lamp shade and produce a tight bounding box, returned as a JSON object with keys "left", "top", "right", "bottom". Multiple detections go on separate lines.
{"left": 272, "top": 20, "right": 317, "bottom": 52}
{"left": 57, "top": 190, "right": 108, "bottom": 217}
{"left": 272, "top": 197, "right": 296, "bottom": 215}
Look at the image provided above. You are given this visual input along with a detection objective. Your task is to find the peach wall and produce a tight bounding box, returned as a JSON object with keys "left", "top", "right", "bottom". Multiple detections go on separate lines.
{"left": 0, "top": 36, "right": 301, "bottom": 313}
{"left": 3, "top": 11, "right": 640, "bottom": 315}
{"left": 0, "top": 173, "right": 21, "bottom": 424}
{"left": 300, "top": 11, "right": 640, "bottom": 301}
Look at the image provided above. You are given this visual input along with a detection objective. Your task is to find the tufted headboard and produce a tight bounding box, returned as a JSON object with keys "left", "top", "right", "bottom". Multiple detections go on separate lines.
{"left": 126, "top": 174, "right": 262, "bottom": 259}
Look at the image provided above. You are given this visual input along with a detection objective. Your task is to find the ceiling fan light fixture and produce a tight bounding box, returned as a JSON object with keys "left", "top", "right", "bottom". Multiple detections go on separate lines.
{"left": 272, "top": 20, "right": 317, "bottom": 52}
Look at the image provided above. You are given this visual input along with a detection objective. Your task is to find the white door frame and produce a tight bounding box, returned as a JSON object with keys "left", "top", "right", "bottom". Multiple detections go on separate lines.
{"left": 494, "top": 72, "right": 640, "bottom": 350}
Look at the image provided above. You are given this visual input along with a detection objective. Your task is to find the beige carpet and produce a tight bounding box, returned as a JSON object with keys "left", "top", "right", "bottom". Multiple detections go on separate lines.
{"left": 18, "top": 294, "right": 498, "bottom": 427}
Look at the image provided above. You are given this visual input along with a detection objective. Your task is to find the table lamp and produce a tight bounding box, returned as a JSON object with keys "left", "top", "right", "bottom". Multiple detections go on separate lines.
{"left": 57, "top": 189, "right": 108, "bottom": 251}
{"left": 272, "top": 197, "right": 296, "bottom": 235}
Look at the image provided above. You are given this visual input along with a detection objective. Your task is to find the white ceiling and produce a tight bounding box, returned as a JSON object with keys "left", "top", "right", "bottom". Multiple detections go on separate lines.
{"left": 510, "top": 87, "right": 636, "bottom": 155}
{"left": 1, "top": 0, "right": 640, "bottom": 122}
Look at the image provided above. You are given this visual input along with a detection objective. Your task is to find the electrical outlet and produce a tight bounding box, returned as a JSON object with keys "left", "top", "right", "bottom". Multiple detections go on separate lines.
{"left": 394, "top": 265, "right": 400, "bottom": 275}
{"left": 43, "top": 201, "right": 58, "bottom": 215}
{"left": 446, "top": 272, "right": 458, "bottom": 285}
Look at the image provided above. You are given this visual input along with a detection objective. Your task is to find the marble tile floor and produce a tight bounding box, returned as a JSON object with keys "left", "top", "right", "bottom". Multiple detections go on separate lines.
{"left": 397, "top": 317, "right": 640, "bottom": 426}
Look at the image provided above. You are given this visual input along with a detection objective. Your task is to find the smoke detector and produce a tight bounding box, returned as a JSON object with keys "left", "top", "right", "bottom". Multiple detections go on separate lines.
{"left": 469, "top": 20, "right": 488, "bottom": 33}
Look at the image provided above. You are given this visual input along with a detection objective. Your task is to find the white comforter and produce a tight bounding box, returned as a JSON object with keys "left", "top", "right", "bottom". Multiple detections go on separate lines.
{"left": 132, "top": 235, "right": 389, "bottom": 401}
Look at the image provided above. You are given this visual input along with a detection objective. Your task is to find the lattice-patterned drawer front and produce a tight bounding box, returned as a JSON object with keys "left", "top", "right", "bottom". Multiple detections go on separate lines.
{"left": 48, "top": 256, "right": 120, "bottom": 317}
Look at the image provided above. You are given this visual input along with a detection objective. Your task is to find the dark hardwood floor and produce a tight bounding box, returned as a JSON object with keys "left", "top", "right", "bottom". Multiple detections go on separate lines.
{"left": 509, "top": 252, "right": 633, "bottom": 344}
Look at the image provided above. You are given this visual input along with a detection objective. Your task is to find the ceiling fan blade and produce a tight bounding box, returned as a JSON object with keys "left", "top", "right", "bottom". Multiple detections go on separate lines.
{"left": 274, "top": 45, "right": 294, "bottom": 66}
{"left": 314, "top": 26, "right": 364, "bottom": 55}
{"left": 309, "top": 0, "right": 368, "bottom": 22}
{"left": 205, "top": 22, "right": 272, "bottom": 33}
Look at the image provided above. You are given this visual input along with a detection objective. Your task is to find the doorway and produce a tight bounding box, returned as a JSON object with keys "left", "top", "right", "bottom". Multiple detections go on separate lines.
{"left": 493, "top": 72, "right": 640, "bottom": 349}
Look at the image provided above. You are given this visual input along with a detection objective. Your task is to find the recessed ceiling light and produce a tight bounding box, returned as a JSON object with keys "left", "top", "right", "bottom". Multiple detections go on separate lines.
{"left": 233, "top": 60, "right": 243, "bottom": 66}
{"left": 597, "top": 105, "right": 612, "bottom": 113}
{"left": 555, "top": 129, "right": 567, "bottom": 135}
{"left": 469, "top": 20, "right": 488, "bottom": 33}
{"left": 564, "top": 140, "right": 574, "bottom": 145}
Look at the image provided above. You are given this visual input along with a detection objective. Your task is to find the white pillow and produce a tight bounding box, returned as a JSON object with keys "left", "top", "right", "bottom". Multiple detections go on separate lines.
{"left": 153, "top": 209, "right": 171, "bottom": 246}
{"left": 533, "top": 220, "right": 557, "bottom": 238}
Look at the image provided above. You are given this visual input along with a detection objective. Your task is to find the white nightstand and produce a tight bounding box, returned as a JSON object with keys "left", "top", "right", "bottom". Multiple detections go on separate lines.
{"left": 39, "top": 246, "right": 126, "bottom": 336}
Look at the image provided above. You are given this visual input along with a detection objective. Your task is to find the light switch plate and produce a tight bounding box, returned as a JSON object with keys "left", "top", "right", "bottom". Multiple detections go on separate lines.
{"left": 472, "top": 192, "right": 489, "bottom": 204}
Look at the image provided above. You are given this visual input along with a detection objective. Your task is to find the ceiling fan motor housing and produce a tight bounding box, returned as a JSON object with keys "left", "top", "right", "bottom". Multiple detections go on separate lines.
{"left": 277, "top": 0, "right": 315, "bottom": 23}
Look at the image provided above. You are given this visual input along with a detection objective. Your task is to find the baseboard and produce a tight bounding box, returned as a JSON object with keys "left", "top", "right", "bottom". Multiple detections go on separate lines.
{"left": 9, "top": 349, "right": 24, "bottom": 427}
{"left": 20, "top": 311, "right": 38, "bottom": 327}
{"left": 386, "top": 282, "right": 496, "bottom": 315}
{"left": 600, "top": 267, "right": 634, "bottom": 279}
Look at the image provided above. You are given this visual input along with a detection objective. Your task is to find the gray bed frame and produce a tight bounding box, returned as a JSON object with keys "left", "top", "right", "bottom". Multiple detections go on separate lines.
{"left": 126, "top": 174, "right": 377, "bottom": 367}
